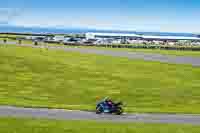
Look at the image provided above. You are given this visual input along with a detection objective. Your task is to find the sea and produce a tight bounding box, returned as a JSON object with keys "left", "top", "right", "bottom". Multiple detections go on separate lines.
{"left": 0, "top": 25, "right": 197, "bottom": 37}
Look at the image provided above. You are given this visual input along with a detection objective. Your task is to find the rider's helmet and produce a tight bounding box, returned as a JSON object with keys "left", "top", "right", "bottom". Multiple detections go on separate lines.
{"left": 95, "top": 96, "right": 100, "bottom": 100}
{"left": 104, "top": 97, "right": 110, "bottom": 101}
{"left": 104, "top": 97, "right": 113, "bottom": 104}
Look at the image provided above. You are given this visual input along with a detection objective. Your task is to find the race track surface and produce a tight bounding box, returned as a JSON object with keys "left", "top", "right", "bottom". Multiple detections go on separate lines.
{"left": 59, "top": 47, "right": 200, "bottom": 66}
{"left": 1, "top": 106, "right": 200, "bottom": 124}
{"left": 4, "top": 41, "right": 200, "bottom": 66}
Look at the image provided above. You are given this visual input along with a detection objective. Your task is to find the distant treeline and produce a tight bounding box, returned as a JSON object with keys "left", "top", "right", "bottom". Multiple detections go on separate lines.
{"left": 0, "top": 32, "right": 54, "bottom": 36}
{"left": 0, "top": 32, "right": 85, "bottom": 37}
{"left": 0, "top": 36, "right": 24, "bottom": 40}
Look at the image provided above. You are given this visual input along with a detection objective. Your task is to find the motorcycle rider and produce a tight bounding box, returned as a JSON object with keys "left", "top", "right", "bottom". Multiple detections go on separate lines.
{"left": 96, "top": 97, "right": 123, "bottom": 115}
{"left": 104, "top": 97, "right": 115, "bottom": 110}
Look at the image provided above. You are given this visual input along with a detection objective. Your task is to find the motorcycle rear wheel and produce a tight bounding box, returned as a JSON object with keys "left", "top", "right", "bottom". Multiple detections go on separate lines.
{"left": 115, "top": 107, "right": 123, "bottom": 115}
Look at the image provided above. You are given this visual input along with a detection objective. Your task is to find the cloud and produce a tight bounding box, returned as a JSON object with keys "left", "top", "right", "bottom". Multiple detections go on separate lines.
{"left": 8, "top": 9, "right": 200, "bottom": 33}
{"left": 0, "top": 8, "right": 21, "bottom": 24}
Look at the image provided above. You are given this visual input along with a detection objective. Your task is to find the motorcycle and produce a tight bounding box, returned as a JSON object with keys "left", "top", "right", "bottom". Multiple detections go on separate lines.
{"left": 96, "top": 101, "right": 124, "bottom": 115}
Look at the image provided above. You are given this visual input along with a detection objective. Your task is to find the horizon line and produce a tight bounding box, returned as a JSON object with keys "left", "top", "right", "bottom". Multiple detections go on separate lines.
{"left": 1, "top": 24, "right": 200, "bottom": 34}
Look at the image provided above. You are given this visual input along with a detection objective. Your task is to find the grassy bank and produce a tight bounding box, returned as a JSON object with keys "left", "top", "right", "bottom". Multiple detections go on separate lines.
{"left": 0, "top": 45, "right": 200, "bottom": 113}
{"left": 1, "top": 117, "right": 200, "bottom": 133}
{"left": 32, "top": 42, "right": 200, "bottom": 57}
{"left": 3, "top": 39, "right": 200, "bottom": 56}
{"left": 41, "top": 43, "right": 200, "bottom": 57}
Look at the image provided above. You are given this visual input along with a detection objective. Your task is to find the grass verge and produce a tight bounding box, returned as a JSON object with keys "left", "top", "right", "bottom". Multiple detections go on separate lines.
{"left": 5, "top": 40, "right": 200, "bottom": 57}
{"left": 1, "top": 117, "right": 200, "bottom": 133}
{"left": 0, "top": 45, "right": 200, "bottom": 113}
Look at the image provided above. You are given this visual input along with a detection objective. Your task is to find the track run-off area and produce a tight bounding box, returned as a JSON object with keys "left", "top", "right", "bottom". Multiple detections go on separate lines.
{"left": 1, "top": 42, "right": 200, "bottom": 125}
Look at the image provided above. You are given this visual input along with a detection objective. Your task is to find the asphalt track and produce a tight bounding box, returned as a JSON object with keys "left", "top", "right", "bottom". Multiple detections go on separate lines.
{"left": 2, "top": 41, "right": 200, "bottom": 66}
{"left": 1, "top": 106, "right": 200, "bottom": 125}
{"left": 60, "top": 47, "right": 200, "bottom": 66}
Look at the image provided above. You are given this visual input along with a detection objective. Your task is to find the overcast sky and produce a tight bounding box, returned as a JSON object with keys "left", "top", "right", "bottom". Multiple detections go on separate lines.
{"left": 1, "top": 0, "right": 200, "bottom": 33}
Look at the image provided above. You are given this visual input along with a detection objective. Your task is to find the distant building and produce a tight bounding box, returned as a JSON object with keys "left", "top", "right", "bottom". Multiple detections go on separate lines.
{"left": 53, "top": 36, "right": 65, "bottom": 42}
{"left": 86, "top": 32, "right": 200, "bottom": 42}
{"left": 127, "top": 39, "right": 147, "bottom": 44}
{"left": 141, "top": 35, "right": 200, "bottom": 41}
{"left": 25, "top": 36, "right": 46, "bottom": 41}
{"left": 86, "top": 32, "right": 141, "bottom": 40}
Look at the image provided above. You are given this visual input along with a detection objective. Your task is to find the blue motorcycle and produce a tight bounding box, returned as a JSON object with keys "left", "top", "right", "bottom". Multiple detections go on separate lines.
{"left": 96, "top": 98, "right": 123, "bottom": 115}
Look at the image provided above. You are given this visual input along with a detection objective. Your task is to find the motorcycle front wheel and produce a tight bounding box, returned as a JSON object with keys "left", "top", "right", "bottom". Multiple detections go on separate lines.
{"left": 96, "top": 106, "right": 103, "bottom": 114}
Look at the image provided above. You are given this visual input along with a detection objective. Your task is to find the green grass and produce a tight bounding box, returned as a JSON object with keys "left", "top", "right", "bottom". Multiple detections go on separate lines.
{"left": 1, "top": 117, "right": 200, "bottom": 133}
{"left": 0, "top": 38, "right": 13, "bottom": 41}
{"left": 0, "top": 34, "right": 27, "bottom": 38}
{"left": 21, "top": 40, "right": 34, "bottom": 44}
{"left": 0, "top": 45, "right": 200, "bottom": 113}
